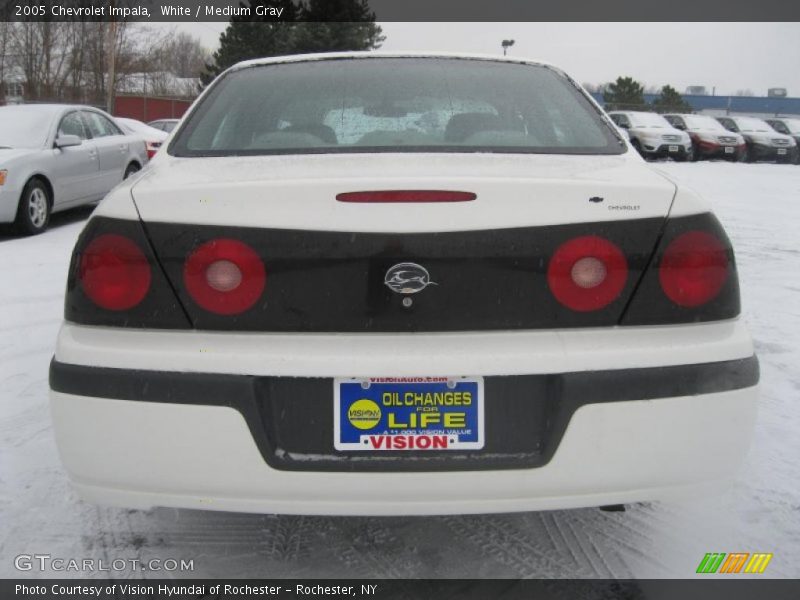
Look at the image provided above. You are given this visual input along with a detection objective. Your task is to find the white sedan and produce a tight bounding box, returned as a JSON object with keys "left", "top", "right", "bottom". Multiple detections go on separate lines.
{"left": 49, "top": 53, "right": 759, "bottom": 515}
{"left": 0, "top": 104, "right": 148, "bottom": 234}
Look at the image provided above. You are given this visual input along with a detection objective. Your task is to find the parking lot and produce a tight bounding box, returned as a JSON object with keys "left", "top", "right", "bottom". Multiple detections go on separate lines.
{"left": 0, "top": 161, "right": 798, "bottom": 579}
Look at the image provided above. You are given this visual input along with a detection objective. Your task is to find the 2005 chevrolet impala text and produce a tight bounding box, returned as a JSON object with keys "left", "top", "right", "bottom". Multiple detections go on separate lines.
{"left": 48, "top": 53, "right": 759, "bottom": 515}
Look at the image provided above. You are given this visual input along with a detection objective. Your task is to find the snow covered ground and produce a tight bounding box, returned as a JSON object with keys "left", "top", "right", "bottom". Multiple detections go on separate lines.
{"left": 0, "top": 162, "right": 798, "bottom": 579}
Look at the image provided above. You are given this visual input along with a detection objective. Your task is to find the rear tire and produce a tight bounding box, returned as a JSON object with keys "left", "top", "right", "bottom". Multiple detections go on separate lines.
{"left": 124, "top": 163, "right": 140, "bottom": 179}
{"left": 14, "top": 178, "right": 51, "bottom": 235}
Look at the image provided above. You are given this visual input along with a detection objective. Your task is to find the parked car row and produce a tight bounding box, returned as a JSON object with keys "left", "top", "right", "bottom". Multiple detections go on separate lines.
{"left": 608, "top": 110, "right": 799, "bottom": 164}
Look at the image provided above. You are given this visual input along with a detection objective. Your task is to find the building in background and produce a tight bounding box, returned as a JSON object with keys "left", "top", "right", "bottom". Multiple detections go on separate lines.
{"left": 592, "top": 92, "right": 800, "bottom": 117}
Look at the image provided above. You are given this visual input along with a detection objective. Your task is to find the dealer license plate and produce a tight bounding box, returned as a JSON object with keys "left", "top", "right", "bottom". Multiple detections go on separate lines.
{"left": 334, "top": 377, "right": 484, "bottom": 451}
{"left": 669, "top": 145, "right": 680, "bottom": 152}
{"left": 777, "top": 148, "right": 787, "bottom": 155}
{"left": 725, "top": 146, "right": 735, "bottom": 154}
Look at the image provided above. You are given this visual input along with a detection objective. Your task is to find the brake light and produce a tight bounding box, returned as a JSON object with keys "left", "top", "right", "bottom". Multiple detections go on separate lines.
{"left": 548, "top": 236, "right": 628, "bottom": 312}
{"left": 183, "top": 239, "right": 266, "bottom": 315}
{"left": 146, "top": 141, "right": 161, "bottom": 159}
{"left": 79, "top": 234, "right": 152, "bottom": 310}
{"left": 336, "top": 190, "right": 476, "bottom": 203}
{"left": 659, "top": 231, "right": 728, "bottom": 307}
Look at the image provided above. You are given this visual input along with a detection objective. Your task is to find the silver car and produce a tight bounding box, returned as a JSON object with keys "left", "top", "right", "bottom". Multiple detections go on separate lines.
{"left": 0, "top": 104, "right": 148, "bottom": 234}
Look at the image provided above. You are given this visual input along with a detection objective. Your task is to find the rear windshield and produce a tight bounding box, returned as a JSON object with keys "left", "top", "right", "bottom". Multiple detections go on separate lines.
{"left": 170, "top": 58, "right": 623, "bottom": 157}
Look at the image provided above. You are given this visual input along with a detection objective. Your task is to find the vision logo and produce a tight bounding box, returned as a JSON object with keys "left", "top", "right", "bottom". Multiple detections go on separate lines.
{"left": 696, "top": 552, "right": 773, "bottom": 574}
{"left": 347, "top": 399, "right": 381, "bottom": 430}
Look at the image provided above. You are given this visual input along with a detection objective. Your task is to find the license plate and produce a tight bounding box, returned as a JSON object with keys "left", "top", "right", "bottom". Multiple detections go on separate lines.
{"left": 725, "top": 146, "right": 735, "bottom": 154}
{"left": 777, "top": 148, "right": 787, "bottom": 155}
{"left": 334, "top": 377, "right": 484, "bottom": 451}
{"left": 669, "top": 145, "right": 679, "bottom": 152}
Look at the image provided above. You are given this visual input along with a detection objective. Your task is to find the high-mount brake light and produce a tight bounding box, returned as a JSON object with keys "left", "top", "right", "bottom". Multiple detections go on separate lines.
{"left": 336, "top": 190, "right": 476, "bottom": 203}
{"left": 79, "top": 234, "right": 152, "bottom": 311}
{"left": 183, "top": 238, "right": 266, "bottom": 315}
{"left": 659, "top": 231, "right": 729, "bottom": 307}
{"left": 548, "top": 236, "right": 628, "bottom": 312}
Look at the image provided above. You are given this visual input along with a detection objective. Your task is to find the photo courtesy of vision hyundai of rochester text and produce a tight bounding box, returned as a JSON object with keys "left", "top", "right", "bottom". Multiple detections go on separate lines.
{"left": 46, "top": 53, "right": 759, "bottom": 515}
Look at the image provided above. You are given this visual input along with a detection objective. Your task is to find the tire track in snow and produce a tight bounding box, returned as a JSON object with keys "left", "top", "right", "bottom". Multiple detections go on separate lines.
{"left": 320, "top": 517, "right": 426, "bottom": 580}
{"left": 441, "top": 513, "right": 592, "bottom": 578}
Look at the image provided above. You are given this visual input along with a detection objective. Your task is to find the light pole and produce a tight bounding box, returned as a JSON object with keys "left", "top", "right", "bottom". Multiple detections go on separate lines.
{"left": 106, "top": 11, "right": 117, "bottom": 114}
{"left": 501, "top": 39, "right": 515, "bottom": 56}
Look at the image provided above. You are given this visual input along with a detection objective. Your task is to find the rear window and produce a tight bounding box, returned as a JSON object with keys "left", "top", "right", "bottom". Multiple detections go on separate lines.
{"left": 170, "top": 57, "right": 623, "bottom": 157}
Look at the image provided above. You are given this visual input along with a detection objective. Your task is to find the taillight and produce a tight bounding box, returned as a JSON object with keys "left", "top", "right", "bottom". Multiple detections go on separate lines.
{"left": 79, "top": 234, "right": 152, "bottom": 310}
{"left": 548, "top": 235, "right": 628, "bottom": 312}
{"left": 146, "top": 141, "right": 161, "bottom": 159}
{"left": 183, "top": 239, "right": 266, "bottom": 315}
{"left": 659, "top": 231, "right": 728, "bottom": 307}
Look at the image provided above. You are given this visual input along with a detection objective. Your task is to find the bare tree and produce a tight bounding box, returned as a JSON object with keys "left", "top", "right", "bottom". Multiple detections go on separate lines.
{"left": 0, "top": 21, "right": 9, "bottom": 102}
{"left": 161, "top": 32, "right": 209, "bottom": 79}
{"left": 4, "top": 21, "right": 204, "bottom": 106}
{"left": 9, "top": 22, "right": 73, "bottom": 100}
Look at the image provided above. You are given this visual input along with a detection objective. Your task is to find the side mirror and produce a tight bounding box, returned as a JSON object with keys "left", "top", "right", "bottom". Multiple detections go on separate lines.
{"left": 55, "top": 135, "right": 82, "bottom": 148}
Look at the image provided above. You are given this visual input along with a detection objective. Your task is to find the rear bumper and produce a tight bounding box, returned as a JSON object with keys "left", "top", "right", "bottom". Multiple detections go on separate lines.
{"left": 49, "top": 320, "right": 759, "bottom": 514}
{"left": 50, "top": 387, "right": 758, "bottom": 515}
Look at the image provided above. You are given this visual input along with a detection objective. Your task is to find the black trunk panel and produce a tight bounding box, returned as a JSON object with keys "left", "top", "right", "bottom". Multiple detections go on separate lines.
{"left": 143, "top": 218, "right": 665, "bottom": 332}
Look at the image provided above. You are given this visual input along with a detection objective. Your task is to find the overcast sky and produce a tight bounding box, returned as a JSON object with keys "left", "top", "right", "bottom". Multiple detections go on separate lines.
{"left": 176, "top": 22, "right": 800, "bottom": 96}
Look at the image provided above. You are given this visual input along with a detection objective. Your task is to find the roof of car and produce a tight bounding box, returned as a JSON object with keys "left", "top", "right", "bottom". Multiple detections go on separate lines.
{"left": 608, "top": 110, "right": 660, "bottom": 115}
{"left": 229, "top": 51, "right": 554, "bottom": 73}
{"left": 0, "top": 103, "right": 101, "bottom": 114}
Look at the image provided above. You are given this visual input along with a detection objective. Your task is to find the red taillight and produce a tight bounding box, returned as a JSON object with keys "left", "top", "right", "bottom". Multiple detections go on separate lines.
{"left": 146, "top": 141, "right": 161, "bottom": 159}
{"left": 659, "top": 231, "right": 728, "bottom": 307}
{"left": 183, "top": 239, "right": 266, "bottom": 315}
{"left": 548, "top": 236, "right": 628, "bottom": 312}
{"left": 336, "top": 190, "right": 476, "bottom": 203}
{"left": 79, "top": 234, "right": 152, "bottom": 310}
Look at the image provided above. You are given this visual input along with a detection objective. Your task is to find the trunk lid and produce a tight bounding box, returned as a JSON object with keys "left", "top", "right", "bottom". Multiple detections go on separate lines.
{"left": 132, "top": 153, "right": 675, "bottom": 232}
{"left": 133, "top": 153, "right": 676, "bottom": 332}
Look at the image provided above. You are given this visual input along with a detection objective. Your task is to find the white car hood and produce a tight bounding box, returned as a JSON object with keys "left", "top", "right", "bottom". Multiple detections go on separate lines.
{"left": 132, "top": 152, "right": 676, "bottom": 233}
{"left": 0, "top": 147, "right": 37, "bottom": 166}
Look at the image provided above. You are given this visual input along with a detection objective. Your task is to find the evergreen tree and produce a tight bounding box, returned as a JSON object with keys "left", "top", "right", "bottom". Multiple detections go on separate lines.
{"left": 652, "top": 85, "right": 692, "bottom": 113}
{"left": 200, "top": 0, "right": 383, "bottom": 88}
{"left": 293, "top": 0, "right": 385, "bottom": 55}
{"left": 603, "top": 76, "right": 646, "bottom": 111}
{"left": 200, "top": 1, "right": 299, "bottom": 87}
